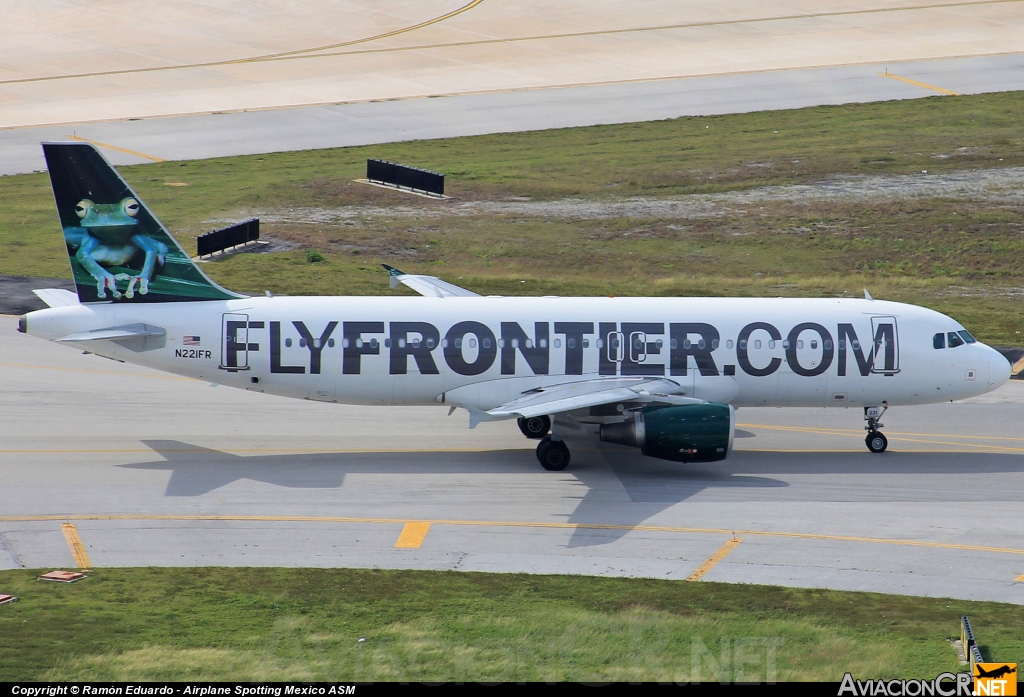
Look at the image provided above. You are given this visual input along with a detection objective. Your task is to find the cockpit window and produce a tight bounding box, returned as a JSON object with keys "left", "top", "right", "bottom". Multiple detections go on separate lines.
{"left": 957, "top": 330, "right": 977, "bottom": 344}
{"left": 947, "top": 331, "right": 965, "bottom": 348}
{"left": 933, "top": 333, "right": 945, "bottom": 349}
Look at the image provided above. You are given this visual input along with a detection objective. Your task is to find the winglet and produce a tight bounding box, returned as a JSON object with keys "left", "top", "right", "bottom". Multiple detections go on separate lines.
{"left": 382, "top": 263, "right": 404, "bottom": 289}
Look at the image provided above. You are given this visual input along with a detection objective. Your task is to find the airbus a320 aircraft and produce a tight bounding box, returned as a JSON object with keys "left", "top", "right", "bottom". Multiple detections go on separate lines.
{"left": 18, "top": 143, "right": 1012, "bottom": 470}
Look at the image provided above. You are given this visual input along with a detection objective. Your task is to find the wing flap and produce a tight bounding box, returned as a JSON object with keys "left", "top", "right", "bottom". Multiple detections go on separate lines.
{"left": 486, "top": 377, "right": 702, "bottom": 418}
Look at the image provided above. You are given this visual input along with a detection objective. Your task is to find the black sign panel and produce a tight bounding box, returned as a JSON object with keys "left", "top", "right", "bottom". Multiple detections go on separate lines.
{"left": 197, "top": 218, "right": 259, "bottom": 257}
{"left": 367, "top": 159, "right": 445, "bottom": 196}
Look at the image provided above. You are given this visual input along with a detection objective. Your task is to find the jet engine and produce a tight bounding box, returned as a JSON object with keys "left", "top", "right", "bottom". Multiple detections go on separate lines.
{"left": 599, "top": 403, "right": 735, "bottom": 463}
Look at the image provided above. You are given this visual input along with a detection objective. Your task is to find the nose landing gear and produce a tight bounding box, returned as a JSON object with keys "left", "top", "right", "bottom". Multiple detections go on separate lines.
{"left": 864, "top": 403, "right": 888, "bottom": 453}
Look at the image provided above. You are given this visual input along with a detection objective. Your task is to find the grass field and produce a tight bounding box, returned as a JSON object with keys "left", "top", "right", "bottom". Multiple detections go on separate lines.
{"left": 2, "top": 91, "right": 1024, "bottom": 341}
{"left": 0, "top": 568, "right": 1021, "bottom": 681}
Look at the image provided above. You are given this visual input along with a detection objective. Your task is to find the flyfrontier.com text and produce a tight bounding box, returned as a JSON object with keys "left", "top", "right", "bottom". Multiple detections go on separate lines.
{"left": 838, "top": 672, "right": 973, "bottom": 696}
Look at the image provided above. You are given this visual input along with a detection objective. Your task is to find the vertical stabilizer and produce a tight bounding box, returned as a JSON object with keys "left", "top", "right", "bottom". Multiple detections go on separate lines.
{"left": 43, "top": 142, "right": 243, "bottom": 303}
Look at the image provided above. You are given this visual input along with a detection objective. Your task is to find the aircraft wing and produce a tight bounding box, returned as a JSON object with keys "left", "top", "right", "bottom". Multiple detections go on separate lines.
{"left": 382, "top": 264, "right": 479, "bottom": 298}
{"left": 486, "top": 377, "right": 703, "bottom": 419}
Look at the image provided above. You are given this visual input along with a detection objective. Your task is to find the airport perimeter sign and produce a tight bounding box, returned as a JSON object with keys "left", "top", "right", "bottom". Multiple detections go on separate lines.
{"left": 367, "top": 159, "right": 445, "bottom": 196}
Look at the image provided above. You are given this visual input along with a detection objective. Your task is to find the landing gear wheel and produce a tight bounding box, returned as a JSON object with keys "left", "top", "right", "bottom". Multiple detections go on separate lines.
{"left": 518, "top": 415, "right": 551, "bottom": 439}
{"left": 536, "top": 436, "right": 570, "bottom": 471}
{"left": 866, "top": 431, "right": 888, "bottom": 453}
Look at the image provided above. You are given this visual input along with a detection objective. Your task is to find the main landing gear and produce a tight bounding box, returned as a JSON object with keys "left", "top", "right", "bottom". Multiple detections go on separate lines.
{"left": 864, "top": 404, "right": 888, "bottom": 453}
{"left": 520, "top": 415, "right": 568, "bottom": 470}
{"left": 518, "top": 415, "right": 551, "bottom": 439}
{"left": 536, "top": 436, "right": 570, "bottom": 471}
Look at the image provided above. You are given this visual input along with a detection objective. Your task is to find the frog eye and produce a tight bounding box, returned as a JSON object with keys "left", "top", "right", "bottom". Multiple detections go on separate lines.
{"left": 122, "top": 198, "right": 140, "bottom": 218}
{"left": 75, "top": 199, "right": 93, "bottom": 219}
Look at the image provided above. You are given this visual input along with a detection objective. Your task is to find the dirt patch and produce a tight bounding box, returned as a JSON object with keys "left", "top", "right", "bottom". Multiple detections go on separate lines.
{"left": 228, "top": 166, "right": 1024, "bottom": 227}
{"left": 0, "top": 275, "right": 75, "bottom": 315}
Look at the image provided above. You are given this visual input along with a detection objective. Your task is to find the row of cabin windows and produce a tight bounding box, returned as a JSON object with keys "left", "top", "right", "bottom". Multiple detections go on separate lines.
{"left": 278, "top": 336, "right": 869, "bottom": 352}
{"left": 933, "top": 330, "right": 976, "bottom": 349}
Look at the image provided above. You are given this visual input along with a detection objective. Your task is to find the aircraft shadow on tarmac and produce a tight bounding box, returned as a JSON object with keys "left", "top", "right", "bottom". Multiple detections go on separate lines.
{"left": 118, "top": 439, "right": 1024, "bottom": 548}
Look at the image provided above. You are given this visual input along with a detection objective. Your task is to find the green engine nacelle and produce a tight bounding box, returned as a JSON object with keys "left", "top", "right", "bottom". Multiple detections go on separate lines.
{"left": 599, "top": 403, "right": 735, "bottom": 463}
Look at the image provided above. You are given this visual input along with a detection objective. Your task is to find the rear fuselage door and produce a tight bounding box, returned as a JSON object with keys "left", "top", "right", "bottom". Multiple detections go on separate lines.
{"left": 870, "top": 315, "right": 899, "bottom": 374}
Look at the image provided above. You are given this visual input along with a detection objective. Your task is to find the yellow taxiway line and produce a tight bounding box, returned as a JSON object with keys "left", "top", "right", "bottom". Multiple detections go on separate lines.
{"left": 66, "top": 135, "right": 164, "bottom": 162}
{"left": 0, "top": 0, "right": 488, "bottom": 86}
{"left": 742, "top": 423, "right": 1024, "bottom": 442}
{"left": 60, "top": 523, "right": 92, "bottom": 570}
{"left": 395, "top": 522, "right": 432, "bottom": 549}
{"left": 0, "top": 446, "right": 519, "bottom": 455}
{"left": 739, "top": 423, "right": 1024, "bottom": 453}
{"left": 4, "top": 514, "right": 1022, "bottom": 557}
{"left": 0, "top": 361, "right": 194, "bottom": 381}
{"left": 1015, "top": 574, "right": 1024, "bottom": 582}
{"left": 2, "top": 0, "right": 1014, "bottom": 87}
{"left": 687, "top": 537, "right": 742, "bottom": 582}
{"left": 879, "top": 72, "right": 961, "bottom": 95}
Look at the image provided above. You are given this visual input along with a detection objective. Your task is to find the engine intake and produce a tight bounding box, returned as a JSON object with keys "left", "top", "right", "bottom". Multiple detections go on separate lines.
{"left": 599, "top": 403, "right": 734, "bottom": 463}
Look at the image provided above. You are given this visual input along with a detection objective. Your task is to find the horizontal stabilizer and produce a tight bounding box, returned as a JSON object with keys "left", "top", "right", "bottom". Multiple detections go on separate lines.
{"left": 32, "top": 288, "right": 79, "bottom": 308}
{"left": 382, "top": 264, "right": 479, "bottom": 298}
{"left": 58, "top": 323, "right": 166, "bottom": 342}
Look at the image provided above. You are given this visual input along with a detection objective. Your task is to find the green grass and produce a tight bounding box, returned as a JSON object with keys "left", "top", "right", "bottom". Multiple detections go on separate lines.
{"left": 2, "top": 91, "right": 1023, "bottom": 341}
{"left": 0, "top": 568, "right": 1021, "bottom": 681}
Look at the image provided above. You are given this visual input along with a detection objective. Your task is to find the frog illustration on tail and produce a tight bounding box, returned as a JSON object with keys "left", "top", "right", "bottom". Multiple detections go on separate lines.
{"left": 43, "top": 141, "right": 240, "bottom": 304}
{"left": 63, "top": 196, "right": 168, "bottom": 299}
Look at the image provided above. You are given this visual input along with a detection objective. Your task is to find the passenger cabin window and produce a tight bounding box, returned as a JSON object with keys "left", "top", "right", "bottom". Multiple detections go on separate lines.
{"left": 947, "top": 331, "right": 964, "bottom": 348}
{"left": 933, "top": 333, "right": 945, "bottom": 349}
{"left": 958, "top": 330, "right": 977, "bottom": 344}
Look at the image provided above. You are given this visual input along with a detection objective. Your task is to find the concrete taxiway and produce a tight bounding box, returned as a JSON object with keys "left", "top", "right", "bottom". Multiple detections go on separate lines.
{"left": 2, "top": 315, "right": 1022, "bottom": 603}
{"left": 3, "top": 52, "right": 1024, "bottom": 178}
{"left": 2, "top": 0, "right": 1023, "bottom": 175}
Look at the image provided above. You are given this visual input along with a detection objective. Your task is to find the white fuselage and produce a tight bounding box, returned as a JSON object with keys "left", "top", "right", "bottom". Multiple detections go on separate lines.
{"left": 23, "top": 296, "right": 1010, "bottom": 413}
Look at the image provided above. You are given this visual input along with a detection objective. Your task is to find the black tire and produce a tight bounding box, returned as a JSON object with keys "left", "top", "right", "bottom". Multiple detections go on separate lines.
{"left": 536, "top": 437, "right": 570, "bottom": 471}
{"left": 866, "top": 431, "right": 888, "bottom": 453}
{"left": 518, "top": 415, "right": 551, "bottom": 439}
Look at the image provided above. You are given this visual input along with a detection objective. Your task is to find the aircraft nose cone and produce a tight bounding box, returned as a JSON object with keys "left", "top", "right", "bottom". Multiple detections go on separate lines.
{"left": 989, "top": 346, "right": 1012, "bottom": 387}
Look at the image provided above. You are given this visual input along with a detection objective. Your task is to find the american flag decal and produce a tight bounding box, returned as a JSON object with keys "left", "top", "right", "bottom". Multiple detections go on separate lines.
{"left": 183, "top": 336, "right": 201, "bottom": 346}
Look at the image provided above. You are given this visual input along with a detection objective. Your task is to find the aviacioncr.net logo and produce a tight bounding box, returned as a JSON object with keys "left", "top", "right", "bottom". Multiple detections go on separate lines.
{"left": 839, "top": 672, "right": 974, "bottom": 696}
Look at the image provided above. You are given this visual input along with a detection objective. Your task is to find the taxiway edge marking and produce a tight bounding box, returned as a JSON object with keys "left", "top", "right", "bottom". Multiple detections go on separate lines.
{"left": 687, "top": 537, "right": 742, "bottom": 581}
{"left": 4, "top": 515, "right": 1022, "bottom": 556}
{"left": 60, "top": 523, "right": 92, "bottom": 570}
{"left": 880, "top": 72, "right": 961, "bottom": 95}
{"left": 395, "top": 522, "right": 432, "bottom": 549}
{"left": 66, "top": 135, "right": 164, "bottom": 162}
